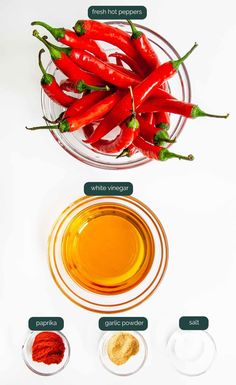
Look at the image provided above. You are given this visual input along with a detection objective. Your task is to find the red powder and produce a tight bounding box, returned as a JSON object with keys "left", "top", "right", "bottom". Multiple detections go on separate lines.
{"left": 32, "top": 332, "right": 65, "bottom": 365}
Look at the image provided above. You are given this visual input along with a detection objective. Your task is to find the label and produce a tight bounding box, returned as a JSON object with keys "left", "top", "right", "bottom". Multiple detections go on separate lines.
{"left": 84, "top": 182, "right": 133, "bottom": 196}
{"left": 88, "top": 6, "right": 147, "bottom": 20}
{"left": 179, "top": 316, "right": 209, "bottom": 331}
{"left": 99, "top": 317, "right": 148, "bottom": 331}
{"left": 29, "top": 317, "right": 64, "bottom": 331}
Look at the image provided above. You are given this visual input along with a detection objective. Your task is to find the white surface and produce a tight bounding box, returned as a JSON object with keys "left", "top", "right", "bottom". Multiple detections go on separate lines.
{"left": 0, "top": 0, "right": 236, "bottom": 383}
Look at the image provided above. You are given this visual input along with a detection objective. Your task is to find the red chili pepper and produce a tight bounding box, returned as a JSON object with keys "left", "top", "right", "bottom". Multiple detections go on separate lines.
{"left": 73, "top": 20, "right": 140, "bottom": 61}
{"left": 31, "top": 21, "right": 107, "bottom": 61}
{"left": 154, "top": 111, "right": 170, "bottom": 130}
{"left": 91, "top": 120, "right": 139, "bottom": 154}
{"left": 38, "top": 49, "right": 75, "bottom": 107}
{"left": 109, "top": 53, "right": 145, "bottom": 77}
{"left": 85, "top": 43, "right": 198, "bottom": 144}
{"left": 64, "top": 47, "right": 140, "bottom": 88}
{"left": 133, "top": 136, "right": 193, "bottom": 161}
{"left": 64, "top": 90, "right": 111, "bottom": 118}
{"left": 89, "top": 87, "right": 140, "bottom": 154}
{"left": 138, "top": 98, "right": 229, "bottom": 119}
{"left": 127, "top": 20, "right": 160, "bottom": 71}
{"left": 138, "top": 116, "right": 175, "bottom": 146}
{"left": 26, "top": 91, "right": 124, "bottom": 132}
{"left": 33, "top": 30, "right": 103, "bottom": 85}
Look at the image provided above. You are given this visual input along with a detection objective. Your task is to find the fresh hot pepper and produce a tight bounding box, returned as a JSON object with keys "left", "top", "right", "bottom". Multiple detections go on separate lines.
{"left": 138, "top": 98, "right": 229, "bottom": 119}
{"left": 138, "top": 116, "right": 175, "bottom": 146}
{"left": 38, "top": 49, "right": 75, "bottom": 107}
{"left": 26, "top": 91, "right": 124, "bottom": 133}
{"left": 64, "top": 90, "right": 111, "bottom": 118}
{"left": 133, "top": 136, "right": 194, "bottom": 161}
{"left": 85, "top": 43, "right": 198, "bottom": 144}
{"left": 31, "top": 21, "right": 107, "bottom": 61}
{"left": 91, "top": 119, "right": 139, "bottom": 154}
{"left": 90, "top": 87, "right": 140, "bottom": 154}
{"left": 73, "top": 20, "right": 140, "bottom": 61}
{"left": 33, "top": 30, "right": 103, "bottom": 85}
{"left": 127, "top": 19, "right": 160, "bottom": 71}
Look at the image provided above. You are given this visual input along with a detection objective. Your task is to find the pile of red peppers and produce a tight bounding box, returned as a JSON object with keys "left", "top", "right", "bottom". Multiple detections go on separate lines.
{"left": 27, "top": 19, "right": 229, "bottom": 162}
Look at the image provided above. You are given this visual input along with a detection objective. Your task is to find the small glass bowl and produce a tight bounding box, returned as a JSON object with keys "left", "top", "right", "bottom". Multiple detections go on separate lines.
{"left": 41, "top": 21, "right": 191, "bottom": 170}
{"left": 167, "top": 330, "right": 216, "bottom": 376}
{"left": 22, "top": 331, "right": 70, "bottom": 376}
{"left": 48, "top": 196, "right": 168, "bottom": 313}
{"left": 99, "top": 331, "right": 147, "bottom": 376}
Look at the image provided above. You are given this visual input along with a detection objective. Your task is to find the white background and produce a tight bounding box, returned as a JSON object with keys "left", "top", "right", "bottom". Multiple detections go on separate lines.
{"left": 0, "top": 0, "right": 236, "bottom": 383}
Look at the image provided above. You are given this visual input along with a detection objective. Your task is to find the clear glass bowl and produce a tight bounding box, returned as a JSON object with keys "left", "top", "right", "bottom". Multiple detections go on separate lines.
{"left": 41, "top": 21, "right": 191, "bottom": 170}
{"left": 167, "top": 330, "right": 216, "bottom": 376}
{"left": 99, "top": 331, "right": 147, "bottom": 376}
{"left": 48, "top": 196, "right": 168, "bottom": 313}
{"left": 22, "top": 331, "right": 70, "bottom": 376}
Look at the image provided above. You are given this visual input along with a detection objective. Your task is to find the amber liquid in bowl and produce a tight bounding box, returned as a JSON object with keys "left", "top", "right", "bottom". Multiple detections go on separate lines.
{"left": 61, "top": 203, "right": 155, "bottom": 295}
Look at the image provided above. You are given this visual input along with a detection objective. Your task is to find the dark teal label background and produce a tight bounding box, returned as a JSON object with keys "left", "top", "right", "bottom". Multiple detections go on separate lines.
{"left": 99, "top": 317, "right": 148, "bottom": 331}
{"left": 88, "top": 6, "right": 147, "bottom": 20}
{"left": 29, "top": 317, "right": 64, "bottom": 331}
{"left": 84, "top": 182, "right": 133, "bottom": 196}
{"left": 179, "top": 316, "right": 209, "bottom": 330}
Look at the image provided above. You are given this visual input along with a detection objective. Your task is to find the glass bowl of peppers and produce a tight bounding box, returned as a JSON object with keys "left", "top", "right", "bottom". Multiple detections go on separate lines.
{"left": 41, "top": 21, "right": 191, "bottom": 169}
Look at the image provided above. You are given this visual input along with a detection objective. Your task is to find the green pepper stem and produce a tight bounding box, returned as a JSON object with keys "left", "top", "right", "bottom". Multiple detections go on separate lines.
{"left": 26, "top": 120, "right": 69, "bottom": 132}
{"left": 42, "top": 36, "right": 71, "bottom": 55}
{"left": 33, "top": 30, "right": 61, "bottom": 60}
{"left": 43, "top": 113, "right": 64, "bottom": 124}
{"left": 38, "top": 49, "right": 47, "bottom": 76}
{"left": 154, "top": 130, "right": 176, "bottom": 146}
{"left": 73, "top": 21, "right": 86, "bottom": 36}
{"left": 31, "top": 21, "right": 65, "bottom": 40}
{"left": 26, "top": 125, "right": 58, "bottom": 131}
{"left": 127, "top": 19, "right": 142, "bottom": 39}
{"left": 172, "top": 43, "right": 198, "bottom": 70}
{"left": 159, "top": 148, "right": 194, "bottom": 161}
{"left": 191, "top": 105, "right": 229, "bottom": 119}
{"left": 76, "top": 80, "right": 110, "bottom": 93}
{"left": 126, "top": 86, "right": 139, "bottom": 129}
{"left": 38, "top": 49, "right": 54, "bottom": 85}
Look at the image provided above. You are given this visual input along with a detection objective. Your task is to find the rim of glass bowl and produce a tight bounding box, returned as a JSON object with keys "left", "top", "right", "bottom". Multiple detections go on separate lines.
{"left": 99, "top": 331, "right": 148, "bottom": 376}
{"left": 48, "top": 196, "right": 169, "bottom": 313}
{"left": 22, "top": 331, "right": 70, "bottom": 376}
{"left": 41, "top": 21, "right": 191, "bottom": 170}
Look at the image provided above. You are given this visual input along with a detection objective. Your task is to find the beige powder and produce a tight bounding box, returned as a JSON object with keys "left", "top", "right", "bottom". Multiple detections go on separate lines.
{"left": 107, "top": 332, "right": 139, "bottom": 365}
